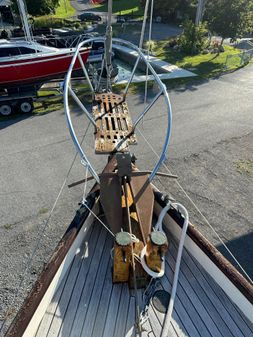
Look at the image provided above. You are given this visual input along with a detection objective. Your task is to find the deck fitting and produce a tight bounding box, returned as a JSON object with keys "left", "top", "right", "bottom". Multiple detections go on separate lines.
{"left": 152, "top": 290, "right": 171, "bottom": 313}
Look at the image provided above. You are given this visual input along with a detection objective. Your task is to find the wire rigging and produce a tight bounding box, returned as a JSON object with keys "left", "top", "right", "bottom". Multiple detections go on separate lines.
{"left": 136, "top": 126, "right": 253, "bottom": 284}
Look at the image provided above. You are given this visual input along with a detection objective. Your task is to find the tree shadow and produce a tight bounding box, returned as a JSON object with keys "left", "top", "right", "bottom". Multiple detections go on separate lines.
{"left": 0, "top": 113, "right": 33, "bottom": 131}
{"left": 217, "top": 231, "right": 253, "bottom": 280}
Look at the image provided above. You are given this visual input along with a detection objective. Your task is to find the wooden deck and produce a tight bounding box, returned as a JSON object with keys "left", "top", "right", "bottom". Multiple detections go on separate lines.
{"left": 35, "top": 222, "right": 253, "bottom": 337}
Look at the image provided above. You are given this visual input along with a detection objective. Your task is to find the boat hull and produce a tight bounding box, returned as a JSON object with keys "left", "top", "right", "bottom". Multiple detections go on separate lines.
{"left": 0, "top": 49, "right": 89, "bottom": 89}
{"left": 4, "top": 189, "right": 253, "bottom": 337}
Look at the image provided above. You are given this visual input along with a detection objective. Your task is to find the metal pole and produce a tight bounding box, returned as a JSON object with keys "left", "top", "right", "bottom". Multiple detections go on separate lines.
{"left": 139, "top": 0, "right": 150, "bottom": 49}
{"left": 17, "top": 0, "right": 33, "bottom": 42}
{"left": 195, "top": 0, "right": 206, "bottom": 25}
{"left": 104, "top": 0, "right": 113, "bottom": 90}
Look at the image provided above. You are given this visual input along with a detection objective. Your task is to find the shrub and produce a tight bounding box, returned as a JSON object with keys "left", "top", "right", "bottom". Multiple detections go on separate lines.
{"left": 144, "top": 40, "right": 156, "bottom": 52}
{"left": 178, "top": 20, "right": 208, "bottom": 55}
{"left": 33, "top": 17, "right": 85, "bottom": 29}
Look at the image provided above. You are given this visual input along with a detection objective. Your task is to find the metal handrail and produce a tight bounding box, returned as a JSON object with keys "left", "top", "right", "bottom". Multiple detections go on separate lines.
{"left": 63, "top": 37, "right": 172, "bottom": 184}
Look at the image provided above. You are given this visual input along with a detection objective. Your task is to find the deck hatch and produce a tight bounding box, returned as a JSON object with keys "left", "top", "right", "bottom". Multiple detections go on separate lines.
{"left": 93, "top": 93, "right": 137, "bottom": 154}
{"left": 152, "top": 290, "right": 171, "bottom": 313}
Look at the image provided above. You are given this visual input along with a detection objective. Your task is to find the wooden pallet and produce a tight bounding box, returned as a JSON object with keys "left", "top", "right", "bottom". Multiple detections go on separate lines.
{"left": 92, "top": 93, "right": 137, "bottom": 154}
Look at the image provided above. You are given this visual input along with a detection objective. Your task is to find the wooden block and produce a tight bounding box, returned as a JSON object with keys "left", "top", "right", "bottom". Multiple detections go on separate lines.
{"left": 113, "top": 232, "right": 132, "bottom": 283}
{"left": 146, "top": 232, "right": 168, "bottom": 273}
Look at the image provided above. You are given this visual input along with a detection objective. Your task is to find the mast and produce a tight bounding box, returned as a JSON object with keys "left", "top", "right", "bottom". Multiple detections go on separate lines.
{"left": 16, "top": 0, "right": 33, "bottom": 42}
{"left": 104, "top": 0, "right": 113, "bottom": 90}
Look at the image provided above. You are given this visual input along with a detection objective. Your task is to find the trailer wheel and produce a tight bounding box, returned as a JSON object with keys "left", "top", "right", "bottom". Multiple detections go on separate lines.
{"left": 0, "top": 104, "right": 12, "bottom": 116}
{"left": 19, "top": 100, "right": 34, "bottom": 114}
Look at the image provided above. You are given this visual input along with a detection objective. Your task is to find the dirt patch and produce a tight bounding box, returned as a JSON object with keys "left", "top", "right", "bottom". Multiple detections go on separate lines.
{"left": 235, "top": 159, "right": 253, "bottom": 177}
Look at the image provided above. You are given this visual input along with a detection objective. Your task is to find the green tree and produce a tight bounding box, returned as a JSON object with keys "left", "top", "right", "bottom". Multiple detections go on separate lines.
{"left": 153, "top": 0, "right": 181, "bottom": 20}
{"left": 27, "top": 0, "right": 59, "bottom": 16}
{"left": 205, "top": 0, "right": 252, "bottom": 41}
{"left": 12, "top": 0, "right": 60, "bottom": 16}
{"left": 140, "top": 0, "right": 198, "bottom": 22}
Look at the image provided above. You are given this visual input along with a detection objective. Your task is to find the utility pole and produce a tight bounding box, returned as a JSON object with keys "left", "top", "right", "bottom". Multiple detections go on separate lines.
{"left": 195, "top": 0, "right": 206, "bottom": 25}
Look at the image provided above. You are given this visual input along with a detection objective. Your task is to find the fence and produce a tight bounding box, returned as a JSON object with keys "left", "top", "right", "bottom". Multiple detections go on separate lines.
{"left": 225, "top": 48, "right": 253, "bottom": 69}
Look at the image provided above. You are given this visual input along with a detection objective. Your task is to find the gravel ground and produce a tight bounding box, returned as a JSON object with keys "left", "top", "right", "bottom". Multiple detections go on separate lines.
{"left": 159, "top": 131, "right": 253, "bottom": 273}
{"left": 0, "top": 66, "right": 253, "bottom": 334}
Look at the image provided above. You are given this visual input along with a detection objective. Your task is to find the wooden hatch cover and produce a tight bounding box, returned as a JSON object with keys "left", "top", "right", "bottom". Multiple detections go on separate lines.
{"left": 92, "top": 93, "right": 137, "bottom": 154}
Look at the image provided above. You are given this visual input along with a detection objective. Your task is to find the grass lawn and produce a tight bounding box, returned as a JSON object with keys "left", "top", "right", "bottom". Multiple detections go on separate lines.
{"left": 93, "top": 0, "right": 144, "bottom": 16}
{"left": 33, "top": 84, "right": 92, "bottom": 115}
{"left": 55, "top": 0, "right": 76, "bottom": 18}
{"left": 152, "top": 40, "right": 244, "bottom": 79}
{"left": 34, "top": 0, "right": 76, "bottom": 24}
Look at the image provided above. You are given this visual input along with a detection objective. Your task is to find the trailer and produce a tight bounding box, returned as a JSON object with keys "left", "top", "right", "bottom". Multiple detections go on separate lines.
{"left": 0, "top": 85, "right": 38, "bottom": 116}
{"left": 0, "top": 83, "right": 63, "bottom": 116}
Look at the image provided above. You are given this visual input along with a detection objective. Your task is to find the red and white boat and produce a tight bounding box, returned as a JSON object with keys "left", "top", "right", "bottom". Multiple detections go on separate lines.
{"left": 0, "top": 39, "right": 90, "bottom": 89}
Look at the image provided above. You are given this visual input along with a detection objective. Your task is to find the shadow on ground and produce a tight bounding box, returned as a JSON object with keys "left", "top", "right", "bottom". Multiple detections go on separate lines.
{"left": 217, "top": 231, "right": 253, "bottom": 280}
{"left": 0, "top": 114, "right": 32, "bottom": 131}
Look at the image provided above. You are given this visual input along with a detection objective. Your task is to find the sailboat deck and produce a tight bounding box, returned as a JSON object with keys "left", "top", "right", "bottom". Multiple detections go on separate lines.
{"left": 35, "top": 222, "right": 253, "bottom": 337}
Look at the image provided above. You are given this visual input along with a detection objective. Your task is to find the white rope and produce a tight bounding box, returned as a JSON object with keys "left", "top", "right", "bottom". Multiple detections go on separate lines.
{"left": 161, "top": 202, "right": 189, "bottom": 337}
{"left": 137, "top": 126, "right": 253, "bottom": 284}
{"left": 140, "top": 245, "right": 165, "bottom": 278}
{"left": 130, "top": 233, "right": 140, "bottom": 243}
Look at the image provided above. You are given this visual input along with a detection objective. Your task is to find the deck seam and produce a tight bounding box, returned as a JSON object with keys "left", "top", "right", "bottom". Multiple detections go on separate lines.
{"left": 161, "top": 263, "right": 213, "bottom": 337}
{"left": 169, "top": 239, "right": 243, "bottom": 337}
{"left": 158, "top": 280, "right": 199, "bottom": 337}
{"left": 165, "top": 247, "right": 223, "bottom": 337}
{"left": 111, "top": 283, "right": 124, "bottom": 337}
{"left": 102, "top": 283, "right": 123, "bottom": 337}
{"left": 65, "top": 224, "right": 102, "bottom": 337}
{"left": 35, "top": 254, "right": 75, "bottom": 337}
{"left": 69, "top": 226, "right": 108, "bottom": 337}
{"left": 52, "top": 226, "right": 96, "bottom": 337}
{"left": 90, "top": 261, "right": 114, "bottom": 337}
{"left": 182, "top": 244, "right": 253, "bottom": 335}
{"left": 80, "top": 232, "right": 113, "bottom": 337}
{"left": 166, "top": 252, "right": 227, "bottom": 337}
{"left": 172, "top": 239, "right": 250, "bottom": 337}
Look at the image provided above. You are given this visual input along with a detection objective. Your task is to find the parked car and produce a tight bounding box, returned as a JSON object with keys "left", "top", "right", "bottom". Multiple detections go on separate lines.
{"left": 78, "top": 12, "right": 102, "bottom": 23}
{"left": 116, "top": 15, "right": 130, "bottom": 23}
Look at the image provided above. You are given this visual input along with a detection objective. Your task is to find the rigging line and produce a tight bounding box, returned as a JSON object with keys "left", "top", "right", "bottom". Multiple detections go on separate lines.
{"left": 0, "top": 122, "right": 91, "bottom": 334}
{"left": 123, "top": 177, "right": 142, "bottom": 336}
{"left": 81, "top": 198, "right": 115, "bottom": 238}
{"left": 136, "top": 126, "right": 253, "bottom": 284}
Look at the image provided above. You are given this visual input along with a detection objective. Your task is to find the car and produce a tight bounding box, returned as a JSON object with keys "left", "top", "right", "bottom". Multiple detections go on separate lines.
{"left": 78, "top": 12, "right": 102, "bottom": 23}
{"left": 116, "top": 15, "right": 131, "bottom": 23}
{"left": 116, "top": 15, "right": 126, "bottom": 23}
